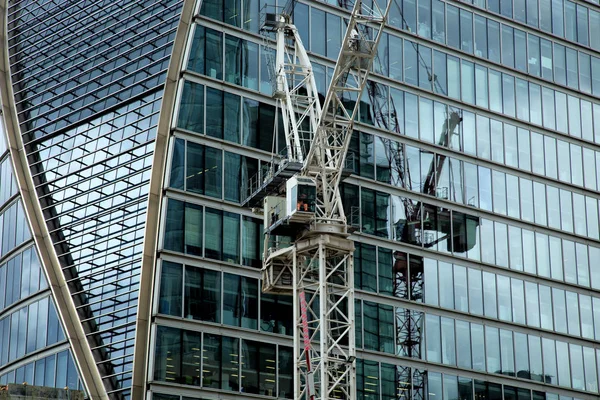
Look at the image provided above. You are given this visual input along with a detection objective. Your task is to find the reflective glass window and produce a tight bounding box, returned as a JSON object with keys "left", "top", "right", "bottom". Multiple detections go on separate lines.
{"left": 488, "top": 69, "right": 502, "bottom": 113}
{"left": 592, "top": 11, "right": 600, "bottom": 51}
{"left": 525, "top": 282, "right": 540, "bottom": 327}
{"left": 404, "top": 41, "right": 418, "bottom": 87}
{"left": 529, "top": 83, "right": 542, "bottom": 126}
{"left": 310, "top": 9, "right": 325, "bottom": 56}
{"left": 279, "top": 347, "right": 293, "bottom": 398}
{"left": 555, "top": 92, "right": 569, "bottom": 134}
{"left": 485, "top": 326, "right": 500, "bottom": 374}
{"left": 178, "top": 81, "right": 204, "bottom": 134}
{"left": 506, "top": 175, "right": 520, "bottom": 219}
{"left": 188, "top": 27, "right": 223, "bottom": 79}
{"left": 583, "top": 347, "right": 598, "bottom": 392}
{"left": 552, "top": 288, "right": 567, "bottom": 334}
{"left": 158, "top": 261, "right": 182, "bottom": 317}
{"left": 432, "top": 0, "right": 445, "bottom": 44}
{"left": 553, "top": 44, "right": 566, "bottom": 86}
{"left": 418, "top": 0, "right": 431, "bottom": 39}
{"left": 500, "top": 329, "right": 514, "bottom": 376}
{"left": 542, "top": 338, "right": 557, "bottom": 385}
{"left": 556, "top": 341, "right": 571, "bottom": 387}
{"left": 154, "top": 326, "right": 182, "bottom": 383}
{"left": 428, "top": 372, "right": 443, "bottom": 399}
{"left": 403, "top": 0, "right": 417, "bottom": 32}
{"left": 541, "top": 39, "right": 553, "bottom": 80}
{"left": 539, "top": 285, "right": 553, "bottom": 330}
{"left": 389, "top": 36, "right": 403, "bottom": 81}
{"left": 474, "top": 15, "right": 487, "bottom": 58}
{"left": 566, "top": 291, "right": 580, "bottom": 336}
{"left": 508, "top": 226, "right": 523, "bottom": 270}
{"left": 475, "top": 65, "right": 488, "bottom": 109}
{"left": 456, "top": 320, "right": 471, "bottom": 369}
{"left": 487, "top": 20, "right": 500, "bottom": 63}
{"left": 478, "top": 167, "right": 492, "bottom": 212}
{"left": 454, "top": 265, "right": 468, "bottom": 312}
{"left": 426, "top": 314, "right": 441, "bottom": 363}
{"left": 470, "top": 323, "right": 485, "bottom": 371}
{"left": 460, "top": 9, "right": 473, "bottom": 54}
{"left": 448, "top": 56, "right": 461, "bottom": 100}
{"left": 185, "top": 266, "right": 220, "bottom": 322}
{"left": 576, "top": 243, "right": 590, "bottom": 287}
{"left": 497, "top": 275, "right": 511, "bottom": 321}
{"left": 439, "top": 262, "right": 453, "bottom": 309}
{"left": 441, "top": 317, "right": 456, "bottom": 365}
{"left": 223, "top": 273, "right": 257, "bottom": 328}
{"left": 515, "top": 30, "right": 527, "bottom": 72}
{"left": 483, "top": 271, "right": 497, "bottom": 318}
{"left": 424, "top": 258, "right": 439, "bottom": 306}
{"left": 576, "top": 5, "right": 588, "bottom": 46}
{"left": 443, "top": 375, "right": 459, "bottom": 400}
{"left": 515, "top": 79, "right": 529, "bottom": 122}
{"left": 326, "top": 14, "right": 341, "bottom": 59}
{"left": 542, "top": 88, "right": 556, "bottom": 132}
{"left": 447, "top": 5, "right": 460, "bottom": 49}
{"left": 501, "top": 25, "right": 514, "bottom": 68}
{"left": 502, "top": 74, "right": 515, "bottom": 118}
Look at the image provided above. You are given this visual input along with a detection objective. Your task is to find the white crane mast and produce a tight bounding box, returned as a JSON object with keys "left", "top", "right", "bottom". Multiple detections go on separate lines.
{"left": 249, "top": 2, "right": 391, "bottom": 400}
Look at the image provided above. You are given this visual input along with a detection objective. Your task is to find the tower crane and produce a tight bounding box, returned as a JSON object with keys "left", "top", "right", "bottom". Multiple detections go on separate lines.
{"left": 242, "top": 1, "right": 391, "bottom": 399}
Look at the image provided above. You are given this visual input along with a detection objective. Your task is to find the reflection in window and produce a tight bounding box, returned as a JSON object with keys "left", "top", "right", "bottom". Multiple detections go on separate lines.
{"left": 261, "top": 293, "right": 292, "bottom": 336}
{"left": 158, "top": 261, "right": 182, "bottom": 317}
{"left": 188, "top": 26, "right": 223, "bottom": 79}
{"left": 185, "top": 266, "right": 220, "bottom": 322}
{"left": 425, "top": 314, "right": 441, "bottom": 363}
{"left": 447, "top": 5, "right": 460, "bottom": 49}
{"left": 223, "top": 273, "right": 258, "bottom": 329}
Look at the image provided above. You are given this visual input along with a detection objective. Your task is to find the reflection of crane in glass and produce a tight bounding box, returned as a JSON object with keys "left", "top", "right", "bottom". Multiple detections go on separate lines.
{"left": 363, "top": 1, "right": 480, "bottom": 253}
{"left": 360, "top": 1, "right": 480, "bottom": 397}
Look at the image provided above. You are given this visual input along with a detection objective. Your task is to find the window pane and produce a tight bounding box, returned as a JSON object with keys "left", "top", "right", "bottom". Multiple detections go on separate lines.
{"left": 170, "top": 138, "right": 185, "bottom": 190}
{"left": 159, "top": 261, "right": 182, "bottom": 317}
{"left": 471, "top": 324, "right": 485, "bottom": 371}
{"left": 447, "top": 6, "right": 460, "bottom": 49}
{"left": 164, "top": 199, "right": 184, "bottom": 253}
{"left": 154, "top": 326, "right": 181, "bottom": 383}
{"left": 456, "top": 320, "right": 471, "bottom": 369}
{"left": 460, "top": 9, "right": 473, "bottom": 53}
{"left": 224, "top": 152, "right": 241, "bottom": 202}
{"left": 206, "top": 88, "right": 224, "bottom": 139}
{"left": 205, "top": 208, "right": 222, "bottom": 260}
{"left": 485, "top": 326, "right": 500, "bottom": 374}
{"left": 426, "top": 314, "right": 441, "bottom": 363}
{"left": 185, "top": 203, "right": 203, "bottom": 256}
{"left": 178, "top": 81, "right": 204, "bottom": 133}
{"left": 182, "top": 331, "right": 202, "bottom": 386}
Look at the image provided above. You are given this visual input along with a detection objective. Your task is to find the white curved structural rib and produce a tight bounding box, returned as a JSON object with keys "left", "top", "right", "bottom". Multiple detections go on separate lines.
{"left": 0, "top": 2, "right": 107, "bottom": 398}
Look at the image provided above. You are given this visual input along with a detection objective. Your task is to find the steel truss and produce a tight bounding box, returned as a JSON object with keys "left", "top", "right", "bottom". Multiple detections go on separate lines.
{"left": 259, "top": 2, "right": 391, "bottom": 400}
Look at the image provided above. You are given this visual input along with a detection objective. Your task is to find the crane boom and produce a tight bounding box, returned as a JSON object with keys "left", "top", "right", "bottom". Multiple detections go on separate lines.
{"left": 303, "top": 1, "right": 392, "bottom": 225}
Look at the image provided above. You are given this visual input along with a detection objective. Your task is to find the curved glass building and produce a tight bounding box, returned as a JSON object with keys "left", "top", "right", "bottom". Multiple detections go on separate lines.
{"left": 2, "top": 0, "right": 600, "bottom": 400}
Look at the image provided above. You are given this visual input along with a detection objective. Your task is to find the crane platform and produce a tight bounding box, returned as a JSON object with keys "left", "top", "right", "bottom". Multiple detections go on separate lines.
{"left": 242, "top": 160, "right": 303, "bottom": 208}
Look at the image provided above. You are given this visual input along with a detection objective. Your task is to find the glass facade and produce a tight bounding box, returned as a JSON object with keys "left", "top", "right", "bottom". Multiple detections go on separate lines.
{"left": 0, "top": 117, "right": 83, "bottom": 390}
{"left": 4, "top": 0, "right": 185, "bottom": 397}
{"left": 151, "top": 0, "right": 600, "bottom": 399}
{"left": 4, "top": 0, "right": 599, "bottom": 399}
